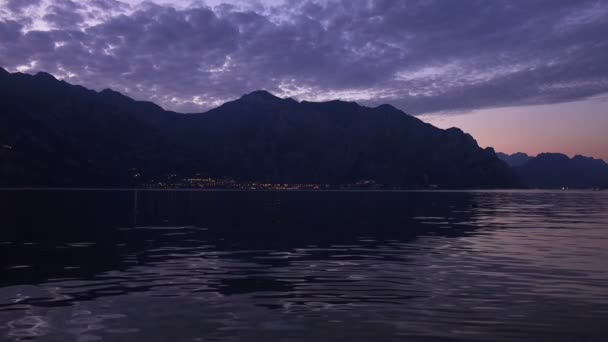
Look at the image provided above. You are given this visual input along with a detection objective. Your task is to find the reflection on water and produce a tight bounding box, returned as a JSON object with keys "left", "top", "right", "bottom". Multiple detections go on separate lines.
{"left": 0, "top": 190, "right": 607, "bottom": 341}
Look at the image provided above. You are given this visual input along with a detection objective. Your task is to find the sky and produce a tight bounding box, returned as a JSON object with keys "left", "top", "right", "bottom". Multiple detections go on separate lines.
{"left": 0, "top": 0, "right": 607, "bottom": 160}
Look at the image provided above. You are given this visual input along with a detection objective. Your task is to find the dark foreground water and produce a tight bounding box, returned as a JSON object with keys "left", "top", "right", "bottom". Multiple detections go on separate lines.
{"left": 0, "top": 190, "right": 607, "bottom": 342}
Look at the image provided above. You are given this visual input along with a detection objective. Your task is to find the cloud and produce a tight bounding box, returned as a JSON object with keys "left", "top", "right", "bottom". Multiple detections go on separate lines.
{"left": 42, "top": 0, "right": 85, "bottom": 29}
{"left": 0, "top": 0, "right": 607, "bottom": 114}
{"left": 4, "top": 0, "right": 42, "bottom": 13}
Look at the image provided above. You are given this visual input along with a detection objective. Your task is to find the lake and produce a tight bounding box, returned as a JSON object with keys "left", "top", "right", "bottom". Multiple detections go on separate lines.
{"left": 1, "top": 190, "right": 607, "bottom": 341}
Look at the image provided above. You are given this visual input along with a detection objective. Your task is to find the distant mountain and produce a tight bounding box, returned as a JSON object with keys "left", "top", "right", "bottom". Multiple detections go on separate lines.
{"left": 497, "top": 152, "right": 532, "bottom": 167}
{"left": 0, "top": 68, "right": 517, "bottom": 188}
{"left": 513, "top": 153, "right": 608, "bottom": 189}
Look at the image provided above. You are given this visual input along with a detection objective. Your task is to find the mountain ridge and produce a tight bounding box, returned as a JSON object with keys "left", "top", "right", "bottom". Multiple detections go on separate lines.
{"left": 497, "top": 152, "right": 533, "bottom": 167}
{"left": 498, "top": 152, "right": 608, "bottom": 188}
{"left": 0, "top": 68, "right": 518, "bottom": 188}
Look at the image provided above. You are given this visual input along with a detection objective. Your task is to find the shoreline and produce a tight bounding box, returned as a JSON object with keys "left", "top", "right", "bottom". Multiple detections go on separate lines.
{"left": 0, "top": 187, "right": 603, "bottom": 192}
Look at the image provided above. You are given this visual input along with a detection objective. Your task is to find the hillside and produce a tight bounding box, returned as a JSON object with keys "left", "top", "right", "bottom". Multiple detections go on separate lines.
{"left": 0, "top": 68, "right": 517, "bottom": 188}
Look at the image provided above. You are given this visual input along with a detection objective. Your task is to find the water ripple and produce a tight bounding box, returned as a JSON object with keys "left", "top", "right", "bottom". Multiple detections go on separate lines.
{"left": 0, "top": 190, "right": 607, "bottom": 341}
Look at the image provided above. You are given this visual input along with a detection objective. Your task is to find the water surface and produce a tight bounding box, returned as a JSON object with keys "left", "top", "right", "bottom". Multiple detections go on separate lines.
{"left": 1, "top": 190, "right": 607, "bottom": 341}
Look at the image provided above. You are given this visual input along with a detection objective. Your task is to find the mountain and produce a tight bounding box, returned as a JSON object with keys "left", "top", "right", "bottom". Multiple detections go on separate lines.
{"left": 0, "top": 68, "right": 518, "bottom": 188}
{"left": 0, "top": 69, "right": 189, "bottom": 186}
{"left": 497, "top": 152, "right": 532, "bottom": 167}
{"left": 513, "top": 153, "right": 608, "bottom": 189}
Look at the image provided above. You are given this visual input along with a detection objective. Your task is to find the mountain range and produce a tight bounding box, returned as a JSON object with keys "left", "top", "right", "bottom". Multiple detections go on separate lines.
{"left": 0, "top": 67, "right": 521, "bottom": 188}
{"left": 2, "top": 67, "right": 606, "bottom": 189}
{"left": 498, "top": 152, "right": 608, "bottom": 188}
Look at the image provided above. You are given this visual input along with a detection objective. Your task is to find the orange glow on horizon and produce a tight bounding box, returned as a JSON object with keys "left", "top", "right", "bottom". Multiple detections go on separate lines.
{"left": 420, "top": 97, "right": 608, "bottom": 162}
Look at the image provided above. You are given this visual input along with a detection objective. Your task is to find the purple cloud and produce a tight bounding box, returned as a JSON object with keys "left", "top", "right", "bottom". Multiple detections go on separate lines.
{"left": 0, "top": 0, "right": 606, "bottom": 114}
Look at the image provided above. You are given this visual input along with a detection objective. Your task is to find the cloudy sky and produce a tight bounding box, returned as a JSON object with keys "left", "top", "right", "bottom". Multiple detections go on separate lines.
{"left": 1, "top": 0, "right": 607, "bottom": 159}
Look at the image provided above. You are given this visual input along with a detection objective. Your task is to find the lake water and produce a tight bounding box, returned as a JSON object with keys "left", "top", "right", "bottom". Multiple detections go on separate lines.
{"left": 1, "top": 190, "right": 607, "bottom": 341}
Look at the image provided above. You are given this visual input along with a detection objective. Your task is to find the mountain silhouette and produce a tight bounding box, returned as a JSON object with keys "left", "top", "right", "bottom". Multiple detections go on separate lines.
{"left": 0, "top": 67, "right": 518, "bottom": 188}
{"left": 497, "top": 152, "right": 532, "bottom": 167}
{"left": 499, "top": 152, "right": 608, "bottom": 188}
{"left": 511, "top": 153, "right": 608, "bottom": 188}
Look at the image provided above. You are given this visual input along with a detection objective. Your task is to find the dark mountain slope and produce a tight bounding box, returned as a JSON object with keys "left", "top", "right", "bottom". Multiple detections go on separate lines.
{"left": 0, "top": 69, "right": 191, "bottom": 186}
{"left": 0, "top": 68, "right": 517, "bottom": 188}
{"left": 497, "top": 152, "right": 532, "bottom": 167}
{"left": 175, "top": 91, "right": 517, "bottom": 188}
{"left": 515, "top": 153, "right": 608, "bottom": 188}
